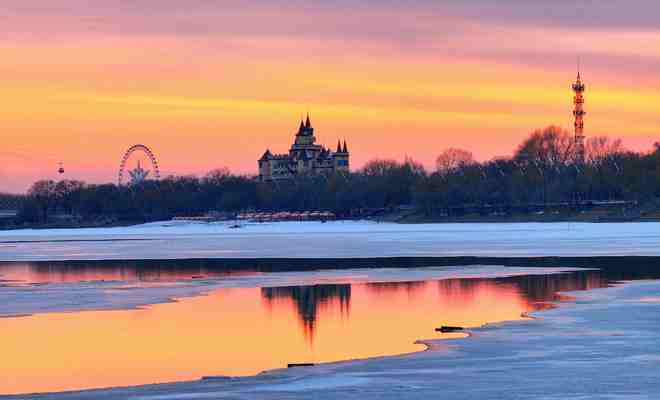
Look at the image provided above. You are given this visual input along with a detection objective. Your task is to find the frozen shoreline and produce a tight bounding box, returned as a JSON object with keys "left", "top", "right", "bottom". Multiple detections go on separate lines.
{"left": 1, "top": 221, "right": 660, "bottom": 261}
{"left": 7, "top": 279, "right": 660, "bottom": 399}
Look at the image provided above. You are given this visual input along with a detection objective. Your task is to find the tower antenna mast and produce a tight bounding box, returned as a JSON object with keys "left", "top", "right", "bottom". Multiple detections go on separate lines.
{"left": 572, "top": 59, "right": 586, "bottom": 162}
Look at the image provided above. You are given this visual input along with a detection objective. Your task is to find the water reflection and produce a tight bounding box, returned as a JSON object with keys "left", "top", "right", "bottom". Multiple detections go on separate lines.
{"left": 0, "top": 260, "right": 656, "bottom": 395}
{"left": 257, "top": 273, "right": 612, "bottom": 342}
{"left": 262, "top": 284, "right": 351, "bottom": 340}
{"left": 0, "top": 261, "right": 262, "bottom": 284}
{"left": 507, "top": 270, "right": 609, "bottom": 302}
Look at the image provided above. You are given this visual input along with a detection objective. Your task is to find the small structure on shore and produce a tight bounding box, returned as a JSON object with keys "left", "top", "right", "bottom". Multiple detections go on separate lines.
{"left": 237, "top": 211, "right": 336, "bottom": 223}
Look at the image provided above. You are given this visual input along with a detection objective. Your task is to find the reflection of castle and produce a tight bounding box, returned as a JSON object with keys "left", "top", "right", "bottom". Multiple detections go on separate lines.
{"left": 261, "top": 284, "right": 351, "bottom": 339}
{"left": 258, "top": 115, "right": 349, "bottom": 182}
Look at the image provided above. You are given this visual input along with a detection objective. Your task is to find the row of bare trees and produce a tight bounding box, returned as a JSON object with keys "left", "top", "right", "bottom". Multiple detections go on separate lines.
{"left": 10, "top": 126, "right": 660, "bottom": 224}
{"left": 418, "top": 126, "right": 648, "bottom": 215}
{"left": 436, "top": 126, "right": 624, "bottom": 176}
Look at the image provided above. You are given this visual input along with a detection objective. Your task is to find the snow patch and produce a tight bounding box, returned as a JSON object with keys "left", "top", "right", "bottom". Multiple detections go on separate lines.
{"left": 2, "top": 221, "right": 660, "bottom": 261}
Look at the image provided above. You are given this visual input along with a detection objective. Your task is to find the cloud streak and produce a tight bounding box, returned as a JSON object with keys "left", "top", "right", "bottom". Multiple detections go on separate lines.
{"left": 3, "top": 1, "right": 660, "bottom": 36}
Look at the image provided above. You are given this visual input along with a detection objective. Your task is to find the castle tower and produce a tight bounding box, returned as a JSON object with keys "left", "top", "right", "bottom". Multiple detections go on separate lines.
{"left": 258, "top": 115, "right": 350, "bottom": 181}
{"left": 572, "top": 69, "right": 586, "bottom": 162}
{"left": 333, "top": 139, "right": 350, "bottom": 172}
{"left": 294, "top": 114, "right": 316, "bottom": 146}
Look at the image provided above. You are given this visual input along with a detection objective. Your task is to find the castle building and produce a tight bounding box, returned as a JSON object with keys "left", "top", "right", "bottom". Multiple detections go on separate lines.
{"left": 258, "top": 115, "right": 350, "bottom": 181}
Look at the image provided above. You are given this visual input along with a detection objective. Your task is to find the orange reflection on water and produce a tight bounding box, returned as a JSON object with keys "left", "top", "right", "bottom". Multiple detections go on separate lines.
{"left": 0, "top": 273, "right": 604, "bottom": 395}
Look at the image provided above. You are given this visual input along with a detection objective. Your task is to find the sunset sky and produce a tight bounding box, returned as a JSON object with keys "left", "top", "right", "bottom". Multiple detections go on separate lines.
{"left": 1, "top": 1, "right": 659, "bottom": 192}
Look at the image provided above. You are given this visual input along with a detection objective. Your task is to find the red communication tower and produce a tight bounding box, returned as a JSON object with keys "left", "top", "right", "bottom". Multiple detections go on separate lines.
{"left": 572, "top": 68, "right": 586, "bottom": 162}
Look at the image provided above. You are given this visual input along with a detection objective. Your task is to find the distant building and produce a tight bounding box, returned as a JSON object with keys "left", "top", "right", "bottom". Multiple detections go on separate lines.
{"left": 258, "top": 115, "right": 349, "bottom": 181}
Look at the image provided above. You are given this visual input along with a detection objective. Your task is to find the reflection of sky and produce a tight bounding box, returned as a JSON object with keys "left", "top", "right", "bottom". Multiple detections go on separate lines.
{"left": 1, "top": 1, "right": 659, "bottom": 191}
{"left": 0, "top": 268, "right": 611, "bottom": 395}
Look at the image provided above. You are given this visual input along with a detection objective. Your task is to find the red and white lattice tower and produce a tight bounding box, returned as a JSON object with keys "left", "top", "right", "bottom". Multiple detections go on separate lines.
{"left": 572, "top": 69, "right": 586, "bottom": 162}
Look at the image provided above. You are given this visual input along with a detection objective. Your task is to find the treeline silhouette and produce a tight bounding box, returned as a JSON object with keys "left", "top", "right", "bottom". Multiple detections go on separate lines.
{"left": 9, "top": 126, "right": 660, "bottom": 225}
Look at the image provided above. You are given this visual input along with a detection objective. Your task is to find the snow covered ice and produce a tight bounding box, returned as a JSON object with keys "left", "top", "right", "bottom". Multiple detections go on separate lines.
{"left": 2, "top": 221, "right": 660, "bottom": 261}
{"left": 2, "top": 221, "right": 660, "bottom": 399}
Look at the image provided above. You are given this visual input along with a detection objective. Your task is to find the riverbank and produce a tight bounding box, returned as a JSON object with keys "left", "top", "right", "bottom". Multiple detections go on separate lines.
{"left": 7, "top": 278, "right": 659, "bottom": 399}
{"left": 375, "top": 206, "right": 660, "bottom": 223}
{"left": 4, "top": 210, "right": 660, "bottom": 231}
{"left": 0, "top": 219, "right": 145, "bottom": 232}
{"left": 3, "top": 199, "right": 660, "bottom": 231}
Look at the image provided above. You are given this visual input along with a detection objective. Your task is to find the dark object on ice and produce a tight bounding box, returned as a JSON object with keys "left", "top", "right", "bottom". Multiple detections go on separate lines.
{"left": 229, "top": 224, "right": 242, "bottom": 229}
{"left": 288, "top": 363, "right": 315, "bottom": 368}
{"left": 436, "top": 326, "right": 464, "bottom": 333}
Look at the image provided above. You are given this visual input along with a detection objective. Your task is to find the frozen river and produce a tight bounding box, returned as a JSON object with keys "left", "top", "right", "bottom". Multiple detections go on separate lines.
{"left": 2, "top": 264, "right": 659, "bottom": 399}
{"left": 1, "top": 262, "right": 603, "bottom": 395}
{"left": 1, "top": 222, "right": 659, "bottom": 398}
{"left": 1, "top": 221, "right": 660, "bottom": 261}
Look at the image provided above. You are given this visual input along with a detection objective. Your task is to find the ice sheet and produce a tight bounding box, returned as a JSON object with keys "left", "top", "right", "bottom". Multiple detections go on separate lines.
{"left": 1, "top": 221, "right": 659, "bottom": 261}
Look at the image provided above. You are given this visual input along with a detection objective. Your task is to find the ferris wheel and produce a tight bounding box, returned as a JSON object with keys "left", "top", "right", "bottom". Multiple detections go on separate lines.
{"left": 118, "top": 144, "right": 161, "bottom": 186}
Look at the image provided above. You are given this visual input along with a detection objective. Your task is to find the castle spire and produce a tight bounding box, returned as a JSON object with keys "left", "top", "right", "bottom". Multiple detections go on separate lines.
{"left": 305, "top": 113, "right": 311, "bottom": 129}
{"left": 343, "top": 140, "right": 348, "bottom": 153}
{"left": 336, "top": 140, "right": 342, "bottom": 153}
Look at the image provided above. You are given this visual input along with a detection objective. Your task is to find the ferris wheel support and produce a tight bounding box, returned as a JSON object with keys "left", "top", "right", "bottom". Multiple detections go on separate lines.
{"left": 118, "top": 144, "right": 161, "bottom": 186}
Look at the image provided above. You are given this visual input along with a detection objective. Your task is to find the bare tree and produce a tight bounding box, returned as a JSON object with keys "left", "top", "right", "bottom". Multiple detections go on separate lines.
{"left": 54, "top": 180, "right": 86, "bottom": 215}
{"left": 361, "top": 159, "right": 400, "bottom": 177}
{"left": 435, "top": 148, "right": 475, "bottom": 176}
{"left": 585, "top": 136, "right": 624, "bottom": 165}
{"left": 203, "top": 167, "right": 231, "bottom": 185}
{"left": 514, "top": 126, "right": 575, "bottom": 168}
{"left": 28, "top": 180, "right": 57, "bottom": 222}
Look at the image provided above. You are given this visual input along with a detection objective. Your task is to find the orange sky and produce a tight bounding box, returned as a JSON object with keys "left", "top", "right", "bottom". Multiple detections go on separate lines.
{"left": 1, "top": 1, "right": 659, "bottom": 192}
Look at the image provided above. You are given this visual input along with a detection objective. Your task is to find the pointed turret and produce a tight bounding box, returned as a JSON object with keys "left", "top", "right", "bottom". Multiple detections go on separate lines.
{"left": 336, "top": 140, "right": 342, "bottom": 153}
{"left": 305, "top": 114, "right": 311, "bottom": 129}
{"left": 259, "top": 149, "right": 273, "bottom": 161}
{"left": 343, "top": 140, "right": 348, "bottom": 153}
{"left": 298, "top": 119, "right": 305, "bottom": 133}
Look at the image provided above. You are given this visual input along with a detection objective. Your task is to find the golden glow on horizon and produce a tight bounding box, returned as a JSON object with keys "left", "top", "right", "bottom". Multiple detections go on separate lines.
{"left": 1, "top": 19, "right": 659, "bottom": 191}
